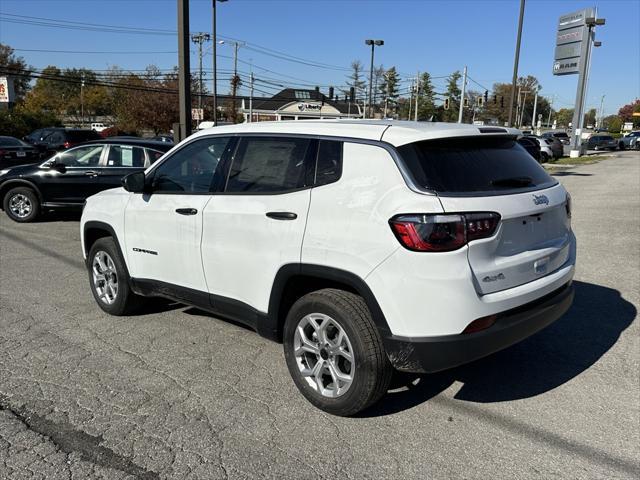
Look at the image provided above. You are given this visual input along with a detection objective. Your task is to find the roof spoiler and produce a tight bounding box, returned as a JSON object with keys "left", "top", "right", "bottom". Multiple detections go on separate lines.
{"left": 478, "top": 127, "right": 509, "bottom": 134}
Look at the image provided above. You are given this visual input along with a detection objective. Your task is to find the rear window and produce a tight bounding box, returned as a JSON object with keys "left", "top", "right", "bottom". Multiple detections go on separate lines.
{"left": 0, "top": 137, "right": 23, "bottom": 146}
{"left": 398, "top": 136, "right": 557, "bottom": 195}
{"left": 554, "top": 132, "right": 569, "bottom": 138}
{"left": 66, "top": 130, "right": 102, "bottom": 142}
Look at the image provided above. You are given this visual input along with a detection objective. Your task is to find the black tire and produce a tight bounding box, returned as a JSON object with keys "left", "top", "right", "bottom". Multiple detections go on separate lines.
{"left": 619, "top": 142, "right": 625, "bottom": 150}
{"left": 3, "top": 187, "right": 40, "bottom": 222}
{"left": 283, "top": 288, "right": 392, "bottom": 416}
{"left": 87, "top": 237, "right": 144, "bottom": 316}
{"left": 540, "top": 152, "right": 549, "bottom": 163}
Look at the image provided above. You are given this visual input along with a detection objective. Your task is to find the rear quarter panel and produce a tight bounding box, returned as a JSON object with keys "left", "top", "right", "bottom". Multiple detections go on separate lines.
{"left": 302, "top": 141, "right": 443, "bottom": 279}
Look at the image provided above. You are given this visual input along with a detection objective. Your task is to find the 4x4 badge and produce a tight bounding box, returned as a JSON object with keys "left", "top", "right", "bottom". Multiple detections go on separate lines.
{"left": 533, "top": 194, "right": 549, "bottom": 205}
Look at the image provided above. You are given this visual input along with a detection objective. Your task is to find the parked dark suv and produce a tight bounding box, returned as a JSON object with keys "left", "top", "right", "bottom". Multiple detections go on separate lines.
{"left": 585, "top": 135, "right": 617, "bottom": 151}
{"left": 26, "top": 128, "right": 103, "bottom": 157}
{"left": 0, "top": 138, "right": 171, "bottom": 222}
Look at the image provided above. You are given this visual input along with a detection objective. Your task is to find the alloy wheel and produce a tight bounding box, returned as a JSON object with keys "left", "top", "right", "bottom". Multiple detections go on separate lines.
{"left": 92, "top": 251, "right": 118, "bottom": 305}
{"left": 293, "top": 313, "right": 355, "bottom": 398}
{"left": 8, "top": 194, "right": 32, "bottom": 219}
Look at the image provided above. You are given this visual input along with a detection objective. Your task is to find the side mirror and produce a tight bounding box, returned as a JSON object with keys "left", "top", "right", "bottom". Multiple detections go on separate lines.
{"left": 122, "top": 171, "right": 147, "bottom": 193}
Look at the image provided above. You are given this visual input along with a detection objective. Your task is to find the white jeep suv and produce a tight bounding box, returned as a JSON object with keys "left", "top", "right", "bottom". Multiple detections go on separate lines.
{"left": 81, "top": 120, "right": 576, "bottom": 416}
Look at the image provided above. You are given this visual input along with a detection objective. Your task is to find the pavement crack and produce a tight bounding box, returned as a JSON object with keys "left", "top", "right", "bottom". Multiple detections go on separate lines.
{"left": 0, "top": 393, "right": 160, "bottom": 480}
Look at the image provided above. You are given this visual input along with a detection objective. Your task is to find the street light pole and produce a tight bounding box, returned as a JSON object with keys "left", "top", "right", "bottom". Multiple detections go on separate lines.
{"left": 365, "top": 39, "right": 383, "bottom": 119}
{"left": 508, "top": 0, "right": 526, "bottom": 127}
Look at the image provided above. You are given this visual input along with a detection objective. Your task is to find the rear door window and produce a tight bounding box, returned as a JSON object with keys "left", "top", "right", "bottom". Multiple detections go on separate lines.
{"left": 106, "top": 145, "right": 146, "bottom": 167}
{"left": 398, "top": 136, "right": 556, "bottom": 195}
{"left": 226, "top": 137, "right": 313, "bottom": 193}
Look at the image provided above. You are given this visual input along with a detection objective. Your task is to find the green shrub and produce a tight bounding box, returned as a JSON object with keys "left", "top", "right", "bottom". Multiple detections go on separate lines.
{"left": 0, "top": 109, "right": 62, "bottom": 138}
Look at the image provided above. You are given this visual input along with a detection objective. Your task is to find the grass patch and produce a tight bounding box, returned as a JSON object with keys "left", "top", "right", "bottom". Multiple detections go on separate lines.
{"left": 546, "top": 155, "right": 610, "bottom": 167}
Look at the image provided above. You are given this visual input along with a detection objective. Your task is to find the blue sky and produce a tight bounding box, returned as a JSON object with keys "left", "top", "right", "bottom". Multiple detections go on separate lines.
{"left": 0, "top": 0, "right": 638, "bottom": 116}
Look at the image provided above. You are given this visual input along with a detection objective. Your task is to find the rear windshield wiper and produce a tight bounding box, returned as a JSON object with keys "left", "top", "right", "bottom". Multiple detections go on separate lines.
{"left": 490, "top": 176, "right": 533, "bottom": 188}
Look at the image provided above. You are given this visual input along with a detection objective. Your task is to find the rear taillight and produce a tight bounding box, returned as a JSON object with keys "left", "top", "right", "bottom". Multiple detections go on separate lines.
{"left": 389, "top": 212, "right": 500, "bottom": 252}
{"left": 0, "top": 149, "right": 6, "bottom": 156}
{"left": 63, "top": 141, "right": 72, "bottom": 149}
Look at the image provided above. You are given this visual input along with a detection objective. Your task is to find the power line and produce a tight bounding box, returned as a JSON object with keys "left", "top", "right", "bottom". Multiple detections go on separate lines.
{"left": 14, "top": 48, "right": 177, "bottom": 54}
{"left": 1, "top": 13, "right": 353, "bottom": 72}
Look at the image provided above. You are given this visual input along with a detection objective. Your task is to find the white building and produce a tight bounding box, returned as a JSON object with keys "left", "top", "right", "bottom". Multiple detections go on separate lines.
{"left": 240, "top": 88, "right": 363, "bottom": 122}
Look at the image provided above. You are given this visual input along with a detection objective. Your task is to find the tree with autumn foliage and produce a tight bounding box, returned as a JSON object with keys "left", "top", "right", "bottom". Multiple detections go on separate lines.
{"left": 618, "top": 99, "right": 640, "bottom": 128}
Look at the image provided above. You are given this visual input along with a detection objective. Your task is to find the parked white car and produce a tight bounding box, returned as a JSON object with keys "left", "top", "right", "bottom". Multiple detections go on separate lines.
{"left": 91, "top": 123, "right": 108, "bottom": 132}
{"left": 80, "top": 120, "right": 576, "bottom": 416}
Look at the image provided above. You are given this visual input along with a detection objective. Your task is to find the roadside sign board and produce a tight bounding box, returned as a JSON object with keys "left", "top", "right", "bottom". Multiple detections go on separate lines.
{"left": 553, "top": 7, "right": 594, "bottom": 76}
{"left": 557, "top": 9, "right": 591, "bottom": 30}
{"left": 0, "top": 76, "right": 14, "bottom": 103}
{"left": 554, "top": 42, "right": 582, "bottom": 60}
{"left": 191, "top": 108, "right": 204, "bottom": 121}
{"left": 553, "top": 57, "right": 582, "bottom": 76}
{"left": 556, "top": 25, "right": 586, "bottom": 45}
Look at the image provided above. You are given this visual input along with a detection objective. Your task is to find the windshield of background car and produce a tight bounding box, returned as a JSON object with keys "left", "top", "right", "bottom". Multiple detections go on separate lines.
{"left": 0, "top": 137, "right": 24, "bottom": 147}
{"left": 554, "top": 132, "right": 569, "bottom": 138}
{"left": 398, "top": 136, "right": 557, "bottom": 194}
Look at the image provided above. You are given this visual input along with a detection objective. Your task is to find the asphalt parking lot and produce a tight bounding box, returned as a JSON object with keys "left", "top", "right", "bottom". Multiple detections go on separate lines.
{"left": 1, "top": 151, "right": 639, "bottom": 480}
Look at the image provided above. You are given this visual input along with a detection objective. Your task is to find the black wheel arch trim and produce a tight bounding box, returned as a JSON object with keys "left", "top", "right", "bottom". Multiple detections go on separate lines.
{"left": 0, "top": 179, "right": 44, "bottom": 206}
{"left": 83, "top": 221, "right": 131, "bottom": 279}
{"left": 260, "top": 263, "right": 392, "bottom": 342}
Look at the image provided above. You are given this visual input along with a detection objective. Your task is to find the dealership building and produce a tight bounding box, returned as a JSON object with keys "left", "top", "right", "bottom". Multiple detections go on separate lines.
{"left": 240, "top": 88, "right": 363, "bottom": 122}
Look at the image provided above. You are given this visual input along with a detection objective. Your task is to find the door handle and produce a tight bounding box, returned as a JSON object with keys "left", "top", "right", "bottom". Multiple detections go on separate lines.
{"left": 266, "top": 211, "right": 297, "bottom": 220}
{"left": 176, "top": 208, "right": 198, "bottom": 215}
{"left": 85, "top": 171, "right": 99, "bottom": 177}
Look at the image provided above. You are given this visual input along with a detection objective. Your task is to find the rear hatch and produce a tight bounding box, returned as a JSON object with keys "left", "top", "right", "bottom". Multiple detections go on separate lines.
{"left": 397, "top": 135, "right": 572, "bottom": 294}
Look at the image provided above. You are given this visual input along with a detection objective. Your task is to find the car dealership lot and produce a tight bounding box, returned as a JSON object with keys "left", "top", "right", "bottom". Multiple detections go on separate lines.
{"left": 1, "top": 151, "right": 639, "bottom": 479}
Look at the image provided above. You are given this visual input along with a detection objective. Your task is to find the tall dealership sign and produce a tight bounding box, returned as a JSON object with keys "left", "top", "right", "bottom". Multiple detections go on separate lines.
{"left": 553, "top": 7, "right": 604, "bottom": 156}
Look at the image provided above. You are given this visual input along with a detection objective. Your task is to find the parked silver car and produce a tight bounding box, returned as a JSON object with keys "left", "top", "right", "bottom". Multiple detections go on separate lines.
{"left": 618, "top": 131, "right": 640, "bottom": 150}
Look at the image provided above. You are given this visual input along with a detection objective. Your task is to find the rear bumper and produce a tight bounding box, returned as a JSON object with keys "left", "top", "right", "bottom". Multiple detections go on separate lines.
{"left": 383, "top": 282, "right": 574, "bottom": 373}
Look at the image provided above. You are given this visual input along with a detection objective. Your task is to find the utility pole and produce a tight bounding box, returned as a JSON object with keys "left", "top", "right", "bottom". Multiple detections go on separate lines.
{"left": 508, "top": 0, "right": 526, "bottom": 127}
{"left": 249, "top": 72, "right": 254, "bottom": 123}
{"left": 519, "top": 90, "right": 529, "bottom": 127}
{"left": 80, "top": 72, "right": 85, "bottom": 127}
{"left": 177, "top": 0, "right": 192, "bottom": 141}
{"left": 515, "top": 86, "right": 522, "bottom": 127}
{"left": 414, "top": 71, "right": 420, "bottom": 122}
{"left": 191, "top": 32, "right": 211, "bottom": 123}
{"left": 531, "top": 87, "right": 539, "bottom": 130}
{"left": 458, "top": 65, "right": 467, "bottom": 123}
{"left": 547, "top": 95, "right": 554, "bottom": 128}
{"left": 408, "top": 78, "right": 413, "bottom": 121}
{"left": 219, "top": 40, "right": 243, "bottom": 123}
{"left": 597, "top": 94, "right": 605, "bottom": 128}
{"left": 212, "top": 0, "right": 228, "bottom": 127}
